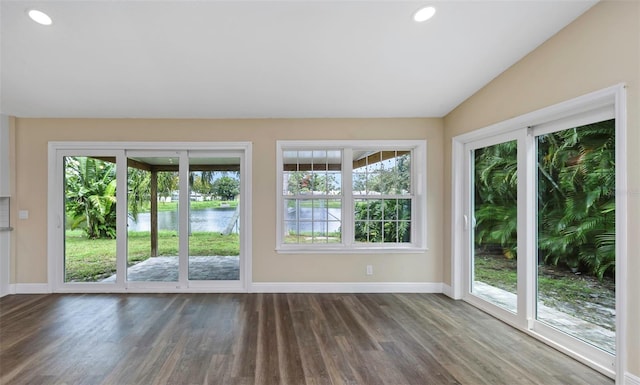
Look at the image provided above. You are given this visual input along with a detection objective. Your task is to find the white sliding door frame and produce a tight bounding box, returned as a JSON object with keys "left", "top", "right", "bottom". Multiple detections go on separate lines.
{"left": 48, "top": 141, "right": 252, "bottom": 293}
{"left": 451, "top": 84, "right": 627, "bottom": 382}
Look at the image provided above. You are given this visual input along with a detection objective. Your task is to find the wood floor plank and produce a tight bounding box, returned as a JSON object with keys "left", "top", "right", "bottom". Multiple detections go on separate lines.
{"left": 273, "top": 294, "right": 306, "bottom": 385}
{"left": 289, "top": 307, "right": 331, "bottom": 385}
{"left": 0, "top": 293, "right": 614, "bottom": 385}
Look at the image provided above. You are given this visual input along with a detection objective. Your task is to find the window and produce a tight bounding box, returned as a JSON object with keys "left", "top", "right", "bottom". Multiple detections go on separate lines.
{"left": 277, "top": 140, "right": 426, "bottom": 252}
{"left": 282, "top": 149, "right": 342, "bottom": 244}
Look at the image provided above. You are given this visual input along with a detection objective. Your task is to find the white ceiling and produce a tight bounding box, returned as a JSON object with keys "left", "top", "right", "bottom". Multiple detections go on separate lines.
{"left": 0, "top": 0, "right": 597, "bottom": 119}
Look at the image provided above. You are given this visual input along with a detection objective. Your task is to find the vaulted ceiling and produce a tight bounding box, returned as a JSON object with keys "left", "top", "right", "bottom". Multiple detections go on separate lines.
{"left": 1, "top": 1, "right": 597, "bottom": 119}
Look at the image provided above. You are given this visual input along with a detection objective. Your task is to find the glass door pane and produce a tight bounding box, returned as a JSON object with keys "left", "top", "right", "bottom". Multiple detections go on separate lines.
{"left": 471, "top": 140, "right": 518, "bottom": 313}
{"left": 126, "top": 156, "right": 179, "bottom": 282}
{"left": 536, "top": 119, "right": 616, "bottom": 353}
{"left": 64, "top": 156, "right": 117, "bottom": 283}
{"left": 188, "top": 156, "right": 241, "bottom": 281}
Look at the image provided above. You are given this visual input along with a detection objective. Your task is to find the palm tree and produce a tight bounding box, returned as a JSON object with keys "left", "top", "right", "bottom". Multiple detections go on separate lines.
{"left": 65, "top": 156, "right": 117, "bottom": 239}
{"left": 127, "top": 168, "right": 151, "bottom": 221}
{"left": 537, "top": 120, "right": 615, "bottom": 278}
{"left": 473, "top": 140, "right": 518, "bottom": 258}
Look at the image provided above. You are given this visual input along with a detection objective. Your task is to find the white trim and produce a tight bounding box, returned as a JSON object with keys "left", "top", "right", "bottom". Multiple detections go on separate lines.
{"left": 241, "top": 144, "right": 253, "bottom": 291}
{"left": 115, "top": 151, "right": 128, "bottom": 287}
{"left": 625, "top": 372, "right": 640, "bottom": 385}
{"left": 48, "top": 141, "right": 252, "bottom": 151}
{"left": 47, "top": 145, "right": 58, "bottom": 292}
{"left": 13, "top": 283, "right": 51, "bottom": 294}
{"left": 441, "top": 283, "right": 453, "bottom": 298}
{"left": 178, "top": 151, "right": 189, "bottom": 286}
{"left": 450, "top": 138, "right": 465, "bottom": 300}
{"left": 614, "top": 85, "right": 628, "bottom": 385}
{"left": 454, "top": 84, "right": 622, "bottom": 144}
{"left": 275, "top": 247, "right": 428, "bottom": 254}
{"left": 533, "top": 105, "right": 614, "bottom": 137}
{"left": 249, "top": 282, "right": 443, "bottom": 293}
{"left": 531, "top": 321, "right": 615, "bottom": 377}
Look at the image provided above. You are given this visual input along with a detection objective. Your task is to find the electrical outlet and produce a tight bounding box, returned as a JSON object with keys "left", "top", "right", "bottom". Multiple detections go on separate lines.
{"left": 366, "top": 265, "right": 373, "bottom": 275}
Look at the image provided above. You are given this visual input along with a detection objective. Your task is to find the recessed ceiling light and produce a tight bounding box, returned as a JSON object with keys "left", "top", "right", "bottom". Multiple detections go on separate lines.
{"left": 28, "top": 9, "right": 53, "bottom": 26}
{"left": 413, "top": 6, "right": 436, "bottom": 23}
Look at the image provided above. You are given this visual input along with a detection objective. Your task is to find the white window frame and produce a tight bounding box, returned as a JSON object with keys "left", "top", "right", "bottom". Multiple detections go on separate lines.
{"left": 276, "top": 140, "right": 427, "bottom": 253}
{"left": 451, "top": 84, "right": 627, "bottom": 381}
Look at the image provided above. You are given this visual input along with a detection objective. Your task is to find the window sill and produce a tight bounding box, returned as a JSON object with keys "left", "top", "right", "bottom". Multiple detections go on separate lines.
{"left": 275, "top": 246, "right": 428, "bottom": 254}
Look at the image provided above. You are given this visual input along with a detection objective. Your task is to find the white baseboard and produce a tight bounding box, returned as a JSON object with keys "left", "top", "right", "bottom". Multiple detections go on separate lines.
{"left": 442, "top": 283, "right": 453, "bottom": 298}
{"left": 626, "top": 372, "right": 640, "bottom": 385}
{"left": 5, "top": 282, "right": 444, "bottom": 295}
{"left": 250, "top": 282, "right": 443, "bottom": 293}
{"left": 13, "top": 283, "right": 51, "bottom": 294}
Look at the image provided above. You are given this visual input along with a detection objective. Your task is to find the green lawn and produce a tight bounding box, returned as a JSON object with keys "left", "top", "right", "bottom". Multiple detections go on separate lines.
{"left": 64, "top": 230, "right": 239, "bottom": 282}
{"left": 144, "top": 200, "right": 237, "bottom": 212}
{"left": 474, "top": 254, "right": 613, "bottom": 301}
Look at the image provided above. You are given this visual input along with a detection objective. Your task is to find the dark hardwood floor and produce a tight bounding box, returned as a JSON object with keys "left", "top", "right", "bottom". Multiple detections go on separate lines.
{"left": 0, "top": 293, "right": 613, "bottom": 385}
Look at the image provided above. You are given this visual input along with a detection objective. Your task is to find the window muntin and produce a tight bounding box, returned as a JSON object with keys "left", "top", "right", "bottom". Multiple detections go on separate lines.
{"left": 284, "top": 198, "right": 342, "bottom": 244}
{"left": 352, "top": 150, "right": 412, "bottom": 244}
{"left": 283, "top": 150, "right": 342, "bottom": 244}
{"left": 352, "top": 150, "right": 411, "bottom": 195}
{"left": 277, "top": 141, "right": 425, "bottom": 251}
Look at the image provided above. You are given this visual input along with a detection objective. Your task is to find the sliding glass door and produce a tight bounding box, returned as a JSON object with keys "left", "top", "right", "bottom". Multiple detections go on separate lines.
{"left": 126, "top": 153, "right": 180, "bottom": 283}
{"left": 63, "top": 154, "right": 118, "bottom": 283}
{"left": 534, "top": 119, "right": 616, "bottom": 355}
{"left": 468, "top": 137, "right": 519, "bottom": 315}
{"left": 51, "top": 143, "right": 250, "bottom": 292}
{"left": 462, "top": 107, "right": 618, "bottom": 373}
{"left": 188, "top": 153, "right": 241, "bottom": 282}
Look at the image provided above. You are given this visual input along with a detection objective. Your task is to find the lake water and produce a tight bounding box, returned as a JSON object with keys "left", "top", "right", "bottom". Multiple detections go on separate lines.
{"left": 127, "top": 206, "right": 341, "bottom": 234}
{"left": 285, "top": 207, "right": 342, "bottom": 234}
{"left": 128, "top": 207, "right": 238, "bottom": 233}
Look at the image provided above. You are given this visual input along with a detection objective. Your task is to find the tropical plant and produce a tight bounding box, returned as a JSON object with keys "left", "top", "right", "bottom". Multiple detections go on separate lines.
{"left": 473, "top": 119, "right": 616, "bottom": 279}
{"left": 473, "top": 140, "right": 518, "bottom": 258}
{"left": 354, "top": 199, "right": 411, "bottom": 243}
{"left": 65, "top": 156, "right": 117, "bottom": 239}
{"left": 537, "top": 120, "right": 615, "bottom": 279}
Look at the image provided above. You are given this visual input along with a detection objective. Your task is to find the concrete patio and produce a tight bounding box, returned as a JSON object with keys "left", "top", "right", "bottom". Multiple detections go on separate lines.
{"left": 474, "top": 281, "right": 615, "bottom": 353}
{"left": 101, "top": 256, "right": 240, "bottom": 282}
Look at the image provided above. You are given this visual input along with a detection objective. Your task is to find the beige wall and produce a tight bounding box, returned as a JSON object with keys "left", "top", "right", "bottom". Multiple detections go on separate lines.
{"left": 443, "top": 1, "right": 639, "bottom": 378}
{"left": 10, "top": 118, "right": 444, "bottom": 284}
